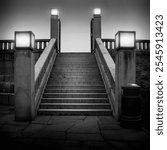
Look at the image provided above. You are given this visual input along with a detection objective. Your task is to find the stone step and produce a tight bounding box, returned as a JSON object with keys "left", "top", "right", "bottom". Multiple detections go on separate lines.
{"left": 43, "top": 93, "right": 108, "bottom": 98}
{"left": 49, "top": 77, "right": 102, "bottom": 81}
{"left": 46, "top": 85, "right": 105, "bottom": 89}
{"left": 56, "top": 55, "right": 95, "bottom": 58}
{"left": 54, "top": 64, "right": 98, "bottom": 66}
{"left": 51, "top": 71, "right": 100, "bottom": 74}
{"left": 44, "top": 89, "right": 106, "bottom": 93}
{"left": 56, "top": 54, "right": 94, "bottom": 57}
{"left": 48, "top": 78, "right": 103, "bottom": 82}
{"left": 54, "top": 63, "right": 97, "bottom": 66}
{"left": 55, "top": 56, "right": 95, "bottom": 58}
{"left": 39, "top": 103, "right": 111, "bottom": 109}
{"left": 50, "top": 72, "right": 101, "bottom": 76}
{"left": 46, "top": 83, "right": 104, "bottom": 86}
{"left": 47, "top": 81, "right": 103, "bottom": 84}
{"left": 41, "top": 98, "right": 109, "bottom": 103}
{"left": 49, "top": 74, "right": 101, "bottom": 78}
{"left": 52, "top": 69, "right": 99, "bottom": 72}
{"left": 53, "top": 64, "right": 98, "bottom": 67}
{"left": 55, "top": 59, "right": 96, "bottom": 62}
{"left": 38, "top": 109, "right": 112, "bottom": 115}
{"left": 55, "top": 63, "right": 97, "bottom": 65}
{"left": 55, "top": 61, "right": 96, "bottom": 63}
{"left": 38, "top": 53, "right": 112, "bottom": 116}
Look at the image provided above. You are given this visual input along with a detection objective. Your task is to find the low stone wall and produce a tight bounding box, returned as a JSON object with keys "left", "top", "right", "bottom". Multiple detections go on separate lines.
{"left": 0, "top": 51, "right": 14, "bottom": 94}
{"left": 0, "top": 50, "right": 43, "bottom": 105}
{"left": 0, "top": 93, "right": 14, "bottom": 105}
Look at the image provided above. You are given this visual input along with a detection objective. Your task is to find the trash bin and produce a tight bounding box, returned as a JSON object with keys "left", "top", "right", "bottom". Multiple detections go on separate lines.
{"left": 121, "top": 84, "right": 142, "bottom": 128}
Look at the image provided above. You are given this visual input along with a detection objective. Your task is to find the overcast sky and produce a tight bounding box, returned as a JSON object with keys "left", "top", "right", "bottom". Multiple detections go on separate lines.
{"left": 0, "top": 0, "right": 150, "bottom": 52}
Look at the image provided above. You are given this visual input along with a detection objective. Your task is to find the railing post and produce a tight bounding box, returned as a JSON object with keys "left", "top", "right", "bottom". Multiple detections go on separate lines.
{"left": 92, "top": 8, "right": 101, "bottom": 53}
{"left": 14, "top": 31, "right": 36, "bottom": 121}
{"left": 50, "top": 9, "right": 60, "bottom": 53}
{"left": 115, "top": 31, "right": 136, "bottom": 120}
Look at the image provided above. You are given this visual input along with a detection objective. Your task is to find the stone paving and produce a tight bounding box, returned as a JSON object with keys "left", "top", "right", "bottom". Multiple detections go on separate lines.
{"left": 0, "top": 105, "right": 149, "bottom": 150}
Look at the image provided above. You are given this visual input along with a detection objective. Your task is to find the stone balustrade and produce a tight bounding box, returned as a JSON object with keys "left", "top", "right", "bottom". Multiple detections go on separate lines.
{"left": 95, "top": 38, "right": 116, "bottom": 116}
{"left": 34, "top": 38, "right": 57, "bottom": 110}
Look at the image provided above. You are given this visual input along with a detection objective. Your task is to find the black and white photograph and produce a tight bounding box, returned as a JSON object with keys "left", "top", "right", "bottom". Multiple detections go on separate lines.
{"left": 0, "top": 0, "right": 164, "bottom": 149}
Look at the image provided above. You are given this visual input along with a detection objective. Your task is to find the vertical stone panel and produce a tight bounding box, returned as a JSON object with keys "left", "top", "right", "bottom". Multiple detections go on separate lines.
{"left": 14, "top": 50, "right": 35, "bottom": 121}
{"left": 115, "top": 49, "right": 136, "bottom": 120}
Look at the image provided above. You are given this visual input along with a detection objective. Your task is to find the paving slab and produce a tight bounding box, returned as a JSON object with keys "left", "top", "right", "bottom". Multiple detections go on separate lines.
{"left": 128, "top": 141, "right": 150, "bottom": 150}
{"left": 53, "top": 116, "right": 86, "bottom": 120}
{"left": 48, "top": 116, "right": 82, "bottom": 125}
{"left": 0, "top": 137, "right": 34, "bottom": 150}
{"left": 36, "top": 130, "right": 66, "bottom": 140}
{"left": 0, "top": 124, "right": 25, "bottom": 138}
{"left": 0, "top": 105, "right": 150, "bottom": 150}
{"left": 44, "top": 124, "right": 74, "bottom": 132}
{"left": 68, "top": 117, "right": 99, "bottom": 133}
{"left": 22, "top": 124, "right": 46, "bottom": 137}
{"left": 109, "top": 141, "right": 130, "bottom": 150}
{"left": 83, "top": 141, "right": 115, "bottom": 150}
{"left": 67, "top": 133, "right": 104, "bottom": 141}
{"left": 0, "top": 114, "right": 15, "bottom": 124}
{"left": 34, "top": 140, "right": 86, "bottom": 150}
{"left": 101, "top": 129, "right": 149, "bottom": 141}
{"left": 97, "top": 116, "right": 117, "bottom": 123}
{"left": 32, "top": 116, "right": 51, "bottom": 124}
{"left": 98, "top": 121, "right": 121, "bottom": 130}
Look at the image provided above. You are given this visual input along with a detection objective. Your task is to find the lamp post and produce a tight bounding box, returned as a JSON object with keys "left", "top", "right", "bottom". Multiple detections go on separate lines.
{"left": 92, "top": 8, "right": 101, "bottom": 53}
{"left": 115, "top": 31, "right": 136, "bottom": 120}
{"left": 14, "top": 31, "right": 35, "bottom": 121}
{"left": 51, "top": 8, "right": 60, "bottom": 53}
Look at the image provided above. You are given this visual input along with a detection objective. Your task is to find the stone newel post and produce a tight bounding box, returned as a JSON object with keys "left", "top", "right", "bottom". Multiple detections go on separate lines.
{"left": 51, "top": 9, "right": 60, "bottom": 53}
{"left": 92, "top": 8, "right": 101, "bottom": 53}
{"left": 14, "top": 31, "right": 35, "bottom": 121}
{"left": 115, "top": 31, "right": 136, "bottom": 120}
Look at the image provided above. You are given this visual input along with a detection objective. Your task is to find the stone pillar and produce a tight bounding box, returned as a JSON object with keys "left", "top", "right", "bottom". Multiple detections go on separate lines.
{"left": 14, "top": 31, "right": 35, "bottom": 121}
{"left": 92, "top": 14, "right": 101, "bottom": 53}
{"left": 58, "top": 19, "right": 61, "bottom": 52}
{"left": 115, "top": 31, "right": 136, "bottom": 120}
{"left": 51, "top": 13, "right": 59, "bottom": 53}
{"left": 90, "top": 18, "right": 94, "bottom": 52}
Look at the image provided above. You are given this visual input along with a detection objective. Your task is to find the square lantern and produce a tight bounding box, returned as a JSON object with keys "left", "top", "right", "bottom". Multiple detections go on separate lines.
{"left": 51, "top": 9, "right": 59, "bottom": 16}
{"left": 93, "top": 8, "right": 101, "bottom": 15}
{"left": 115, "top": 31, "right": 136, "bottom": 49}
{"left": 15, "top": 31, "right": 35, "bottom": 50}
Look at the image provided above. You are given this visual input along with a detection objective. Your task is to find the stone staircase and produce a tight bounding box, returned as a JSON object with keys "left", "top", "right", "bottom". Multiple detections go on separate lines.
{"left": 38, "top": 53, "right": 112, "bottom": 115}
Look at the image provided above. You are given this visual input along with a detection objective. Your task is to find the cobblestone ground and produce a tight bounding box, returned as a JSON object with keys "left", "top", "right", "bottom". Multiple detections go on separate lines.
{"left": 0, "top": 106, "right": 149, "bottom": 150}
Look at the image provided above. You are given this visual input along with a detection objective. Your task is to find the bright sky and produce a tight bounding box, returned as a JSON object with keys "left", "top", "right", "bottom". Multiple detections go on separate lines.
{"left": 0, "top": 0, "right": 150, "bottom": 52}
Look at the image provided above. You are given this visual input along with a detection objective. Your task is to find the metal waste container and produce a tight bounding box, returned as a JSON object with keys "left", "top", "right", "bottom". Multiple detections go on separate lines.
{"left": 121, "top": 84, "right": 142, "bottom": 128}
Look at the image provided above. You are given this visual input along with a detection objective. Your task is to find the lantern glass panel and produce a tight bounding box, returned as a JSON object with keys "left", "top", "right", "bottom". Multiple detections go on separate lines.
{"left": 120, "top": 32, "right": 135, "bottom": 48}
{"left": 51, "top": 9, "right": 59, "bottom": 15}
{"left": 16, "top": 33, "right": 30, "bottom": 48}
{"left": 94, "top": 8, "right": 101, "bottom": 15}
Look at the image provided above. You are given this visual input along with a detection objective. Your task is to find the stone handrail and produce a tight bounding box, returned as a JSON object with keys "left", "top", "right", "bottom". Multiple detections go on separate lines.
{"left": 34, "top": 38, "right": 57, "bottom": 111}
{"left": 95, "top": 38, "right": 116, "bottom": 114}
